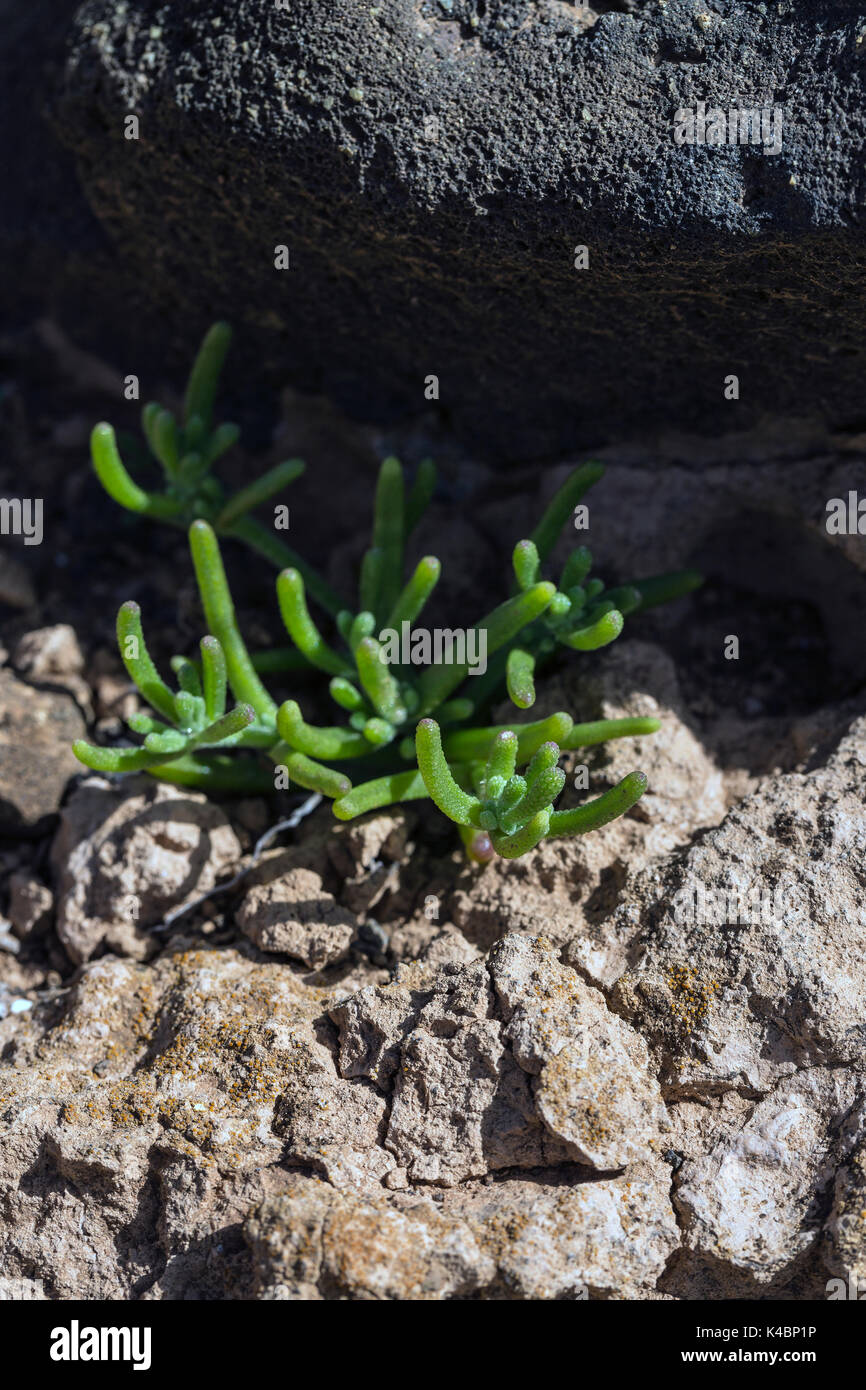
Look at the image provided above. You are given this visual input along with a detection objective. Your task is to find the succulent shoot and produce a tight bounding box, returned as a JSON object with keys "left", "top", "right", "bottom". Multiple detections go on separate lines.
{"left": 90, "top": 322, "right": 341, "bottom": 615}
{"left": 507, "top": 461, "right": 702, "bottom": 699}
{"left": 78, "top": 323, "right": 703, "bottom": 861}
{"left": 414, "top": 720, "right": 649, "bottom": 858}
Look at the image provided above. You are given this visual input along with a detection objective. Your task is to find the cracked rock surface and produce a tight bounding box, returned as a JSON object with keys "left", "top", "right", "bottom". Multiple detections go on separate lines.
{"left": 1, "top": 422, "right": 865, "bottom": 1299}
{"left": 0, "top": 934, "right": 679, "bottom": 1299}
{"left": 609, "top": 714, "right": 866, "bottom": 1093}
{"left": 2, "top": 625, "right": 865, "bottom": 1298}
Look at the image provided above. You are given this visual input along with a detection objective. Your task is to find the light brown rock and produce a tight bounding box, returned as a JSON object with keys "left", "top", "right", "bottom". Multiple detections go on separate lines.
{"left": 489, "top": 934, "right": 670, "bottom": 1168}
{"left": 674, "top": 1070, "right": 864, "bottom": 1285}
{"left": 329, "top": 936, "right": 668, "bottom": 1184}
{"left": 14, "top": 624, "right": 84, "bottom": 679}
{"left": 824, "top": 1133, "right": 866, "bottom": 1292}
{"left": 245, "top": 1165, "right": 679, "bottom": 1300}
{"left": 0, "top": 668, "right": 86, "bottom": 831}
{"left": 449, "top": 643, "right": 726, "bottom": 966}
{"left": 610, "top": 715, "right": 866, "bottom": 1095}
{"left": 327, "top": 810, "right": 413, "bottom": 915}
{"left": 246, "top": 1183, "right": 494, "bottom": 1301}
{"left": 13, "top": 624, "right": 91, "bottom": 714}
{"left": 7, "top": 871, "right": 54, "bottom": 938}
{"left": 51, "top": 777, "right": 242, "bottom": 962}
{"left": 0, "top": 947, "right": 338, "bottom": 1298}
{"left": 236, "top": 864, "right": 356, "bottom": 969}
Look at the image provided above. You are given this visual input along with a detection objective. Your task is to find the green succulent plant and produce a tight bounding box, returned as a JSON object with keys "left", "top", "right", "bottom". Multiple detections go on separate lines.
{"left": 414, "top": 720, "right": 649, "bottom": 861}
{"left": 90, "top": 322, "right": 340, "bottom": 614}
{"left": 74, "top": 324, "right": 702, "bottom": 862}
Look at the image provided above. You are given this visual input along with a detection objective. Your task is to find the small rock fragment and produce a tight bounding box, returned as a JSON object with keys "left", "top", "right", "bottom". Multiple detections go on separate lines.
{"left": 237, "top": 865, "right": 356, "bottom": 969}
{"left": 0, "top": 667, "right": 86, "bottom": 831}
{"left": 247, "top": 1185, "right": 494, "bottom": 1300}
{"left": 7, "top": 871, "right": 54, "bottom": 938}
{"left": 0, "top": 924, "right": 20, "bottom": 954}
{"left": 13, "top": 623, "right": 91, "bottom": 714}
{"left": 14, "top": 624, "right": 84, "bottom": 680}
{"left": 51, "top": 777, "right": 241, "bottom": 962}
{"left": 824, "top": 1132, "right": 866, "bottom": 1291}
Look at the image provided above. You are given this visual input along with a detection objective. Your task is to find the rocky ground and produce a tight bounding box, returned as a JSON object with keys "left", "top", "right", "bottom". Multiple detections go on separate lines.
{"left": 0, "top": 324, "right": 865, "bottom": 1299}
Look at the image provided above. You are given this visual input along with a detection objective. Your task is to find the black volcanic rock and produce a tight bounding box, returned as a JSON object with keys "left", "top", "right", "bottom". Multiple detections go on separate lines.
{"left": 39, "top": 0, "right": 866, "bottom": 457}
{"left": 0, "top": 0, "right": 144, "bottom": 347}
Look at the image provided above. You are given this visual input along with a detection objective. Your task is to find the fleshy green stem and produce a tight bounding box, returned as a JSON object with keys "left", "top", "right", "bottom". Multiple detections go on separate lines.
{"left": 116, "top": 601, "right": 177, "bottom": 722}
{"left": 530, "top": 463, "right": 605, "bottom": 562}
{"left": 183, "top": 321, "right": 232, "bottom": 433}
{"left": 416, "top": 582, "right": 556, "bottom": 715}
{"left": 332, "top": 767, "right": 432, "bottom": 820}
{"left": 548, "top": 771, "right": 648, "bottom": 837}
{"left": 416, "top": 719, "right": 483, "bottom": 826}
{"left": 632, "top": 570, "right": 704, "bottom": 612}
{"left": 276, "top": 568, "right": 351, "bottom": 676}
{"left": 91, "top": 424, "right": 183, "bottom": 520}
{"left": 506, "top": 647, "right": 536, "bottom": 708}
{"left": 442, "top": 711, "right": 573, "bottom": 765}
{"left": 405, "top": 458, "right": 436, "bottom": 533}
{"left": 561, "top": 716, "right": 661, "bottom": 749}
{"left": 284, "top": 752, "right": 352, "bottom": 799}
{"left": 384, "top": 556, "right": 441, "bottom": 632}
{"left": 215, "top": 459, "right": 305, "bottom": 530}
{"left": 563, "top": 607, "right": 624, "bottom": 651}
{"left": 491, "top": 809, "right": 551, "bottom": 859}
{"left": 355, "top": 637, "right": 406, "bottom": 722}
{"left": 370, "top": 456, "right": 405, "bottom": 622}
{"left": 276, "top": 700, "right": 372, "bottom": 759}
{"left": 188, "top": 520, "right": 276, "bottom": 721}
